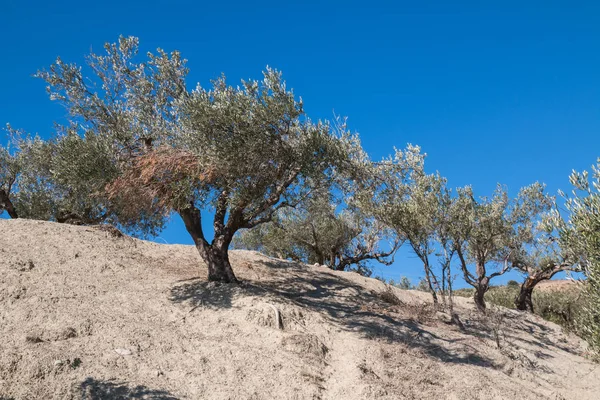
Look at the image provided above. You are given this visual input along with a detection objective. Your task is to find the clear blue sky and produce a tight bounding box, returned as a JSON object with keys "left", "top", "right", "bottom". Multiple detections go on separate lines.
{"left": 1, "top": 1, "right": 599, "bottom": 286}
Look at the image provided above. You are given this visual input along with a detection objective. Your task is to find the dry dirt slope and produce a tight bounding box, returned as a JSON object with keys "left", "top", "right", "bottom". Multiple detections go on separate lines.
{"left": 1, "top": 219, "right": 599, "bottom": 400}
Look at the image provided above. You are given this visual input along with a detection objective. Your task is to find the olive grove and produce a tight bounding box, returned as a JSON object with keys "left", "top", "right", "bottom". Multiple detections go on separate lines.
{"left": 2, "top": 36, "right": 598, "bottom": 357}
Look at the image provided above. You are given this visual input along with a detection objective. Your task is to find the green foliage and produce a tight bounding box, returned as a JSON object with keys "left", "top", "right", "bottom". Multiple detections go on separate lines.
{"left": 533, "top": 287, "right": 584, "bottom": 332}
{"left": 454, "top": 283, "right": 586, "bottom": 335}
{"left": 1, "top": 125, "right": 116, "bottom": 225}
{"left": 1, "top": 128, "right": 57, "bottom": 220}
{"left": 363, "top": 145, "right": 456, "bottom": 304}
{"left": 389, "top": 276, "right": 413, "bottom": 290}
{"left": 548, "top": 159, "right": 600, "bottom": 355}
{"left": 233, "top": 188, "right": 397, "bottom": 274}
{"left": 416, "top": 278, "right": 430, "bottom": 292}
{"left": 39, "top": 37, "right": 363, "bottom": 237}
{"left": 507, "top": 280, "right": 520, "bottom": 288}
{"left": 484, "top": 286, "right": 519, "bottom": 309}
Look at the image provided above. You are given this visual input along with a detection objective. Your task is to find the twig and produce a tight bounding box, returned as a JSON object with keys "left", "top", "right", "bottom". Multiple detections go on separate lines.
{"left": 266, "top": 303, "right": 283, "bottom": 330}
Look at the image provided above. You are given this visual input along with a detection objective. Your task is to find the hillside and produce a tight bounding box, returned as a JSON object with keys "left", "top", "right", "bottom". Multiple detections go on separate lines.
{"left": 1, "top": 219, "right": 598, "bottom": 399}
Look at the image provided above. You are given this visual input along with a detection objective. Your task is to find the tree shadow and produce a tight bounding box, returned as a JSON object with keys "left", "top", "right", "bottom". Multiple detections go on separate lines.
{"left": 77, "top": 377, "right": 179, "bottom": 400}
{"left": 169, "top": 259, "right": 498, "bottom": 368}
{"left": 463, "top": 309, "right": 578, "bottom": 361}
{"left": 169, "top": 279, "right": 242, "bottom": 309}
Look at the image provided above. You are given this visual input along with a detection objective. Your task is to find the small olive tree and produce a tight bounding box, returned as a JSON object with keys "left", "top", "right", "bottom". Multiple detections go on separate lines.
{"left": 511, "top": 209, "right": 578, "bottom": 312}
{"left": 38, "top": 37, "right": 363, "bottom": 283}
{"left": 384, "top": 170, "right": 446, "bottom": 305}
{"left": 451, "top": 183, "right": 552, "bottom": 312}
{"left": 364, "top": 146, "right": 447, "bottom": 305}
{"left": 233, "top": 190, "right": 398, "bottom": 274}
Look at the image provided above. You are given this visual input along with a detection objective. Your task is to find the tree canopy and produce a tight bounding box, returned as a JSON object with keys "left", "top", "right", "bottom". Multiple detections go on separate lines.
{"left": 547, "top": 159, "right": 600, "bottom": 354}
{"left": 35, "top": 36, "right": 365, "bottom": 282}
{"left": 233, "top": 188, "right": 398, "bottom": 275}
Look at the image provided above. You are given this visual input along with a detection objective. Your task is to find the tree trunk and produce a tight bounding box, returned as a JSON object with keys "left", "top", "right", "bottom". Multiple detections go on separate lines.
{"left": 515, "top": 264, "right": 568, "bottom": 312}
{"left": 473, "top": 286, "right": 487, "bottom": 312}
{"left": 515, "top": 274, "right": 550, "bottom": 313}
{"left": 473, "top": 277, "right": 489, "bottom": 313}
{"left": 0, "top": 189, "right": 18, "bottom": 219}
{"left": 515, "top": 282, "right": 535, "bottom": 312}
{"left": 204, "top": 237, "right": 238, "bottom": 283}
{"left": 179, "top": 207, "right": 238, "bottom": 283}
{"left": 473, "top": 263, "right": 489, "bottom": 312}
{"left": 423, "top": 265, "right": 439, "bottom": 306}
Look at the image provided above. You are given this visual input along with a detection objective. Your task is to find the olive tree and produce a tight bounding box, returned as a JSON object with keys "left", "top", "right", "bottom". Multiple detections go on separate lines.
{"left": 365, "top": 146, "right": 445, "bottom": 304}
{"left": 452, "top": 183, "right": 552, "bottom": 312}
{"left": 0, "top": 138, "right": 19, "bottom": 218}
{"left": 0, "top": 128, "right": 57, "bottom": 220}
{"left": 434, "top": 183, "right": 467, "bottom": 325}
{"left": 547, "top": 159, "right": 600, "bottom": 353}
{"left": 38, "top": 36, "right": 363, "bottom": 283}
{"left": 1, "top": 126, "right": 110, "bottom": 224}
{"left": 233, "top": 189, "right": 398, "bottom": 274}
{"left": 369, "top": 147, "right": 464, "bottom": 325}
{"left": 386, "top": 171, "right": 446, "bottom": 305}
{"left": 510, "top": 197, "right": 578, "bottom": 312}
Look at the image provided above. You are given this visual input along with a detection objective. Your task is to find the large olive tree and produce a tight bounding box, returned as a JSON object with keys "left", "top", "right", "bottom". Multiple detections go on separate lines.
{"left": 38, "top": 37, "right": 363, "bottom": 283}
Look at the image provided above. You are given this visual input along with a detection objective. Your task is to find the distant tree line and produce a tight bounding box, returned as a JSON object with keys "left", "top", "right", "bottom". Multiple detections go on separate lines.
{"left": 1, "top": 36, "right": 598, "bottom": 354}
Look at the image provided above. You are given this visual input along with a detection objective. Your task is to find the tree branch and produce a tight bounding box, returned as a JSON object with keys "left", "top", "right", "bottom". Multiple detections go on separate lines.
{"left": 456, "top": 247, "right": 477, "bottom": 286}
{"left": 178, "top": 203, "right": 209, "bottom": 251}
{"left": 489, "top": 253, "right": 512, "bottom": 280}
{"left": 242, "top": 167, "right": 302, "bottom": 225}
{"left": 0, "top": 189, "right": 18, "bottom": 219}
{"left": 335, "top": 238, "right": 400, "bottom": 271}
{"left": 214, "top": 189, "right": 230, "bottom": 234}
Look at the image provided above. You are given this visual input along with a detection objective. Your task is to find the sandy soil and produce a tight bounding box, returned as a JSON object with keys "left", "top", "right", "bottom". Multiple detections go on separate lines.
{"left": 536, "top": 279, "right": 580, "bottom": 292}
{"left": 1, "top": 219, "right": 598, "bottom": 399}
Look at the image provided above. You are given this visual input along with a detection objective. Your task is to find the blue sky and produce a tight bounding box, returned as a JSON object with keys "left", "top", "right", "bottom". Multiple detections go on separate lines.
{"left": 1, "top": 1, "right": 599, "bottom": 286}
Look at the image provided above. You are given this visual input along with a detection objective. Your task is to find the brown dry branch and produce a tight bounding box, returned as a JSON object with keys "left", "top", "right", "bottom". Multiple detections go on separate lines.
{"left": 105, "top": 147, "right": 218, "bottom": 217}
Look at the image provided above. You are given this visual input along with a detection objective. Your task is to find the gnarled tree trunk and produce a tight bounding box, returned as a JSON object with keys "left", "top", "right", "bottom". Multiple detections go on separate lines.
{"left": 514, "top": 264, "right": 569, "bottom": 313}
{"left": 473, "top": 286, "right": 487, "bottom": 312}
{"left": 204, "top": 239, "right": 238, "bottom": 282}
{"left": 515, "top": 277, "right": 537, "bottom": 312}
{"left": 179, "top": 206, "right": 238, "bottom": 283}
{"left": 0, "top": 189, "right": 18, "bottom": 219}
{"left": 473, "top": 276, "right": 490, "bottom": 312}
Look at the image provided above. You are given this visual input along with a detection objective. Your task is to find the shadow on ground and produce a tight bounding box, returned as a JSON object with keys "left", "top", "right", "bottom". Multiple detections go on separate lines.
{"left": 77, "top": 377, "right": 179, "bottom": 400}
{"left": 169, "top": 258, "right": 500, "bottom": 368}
